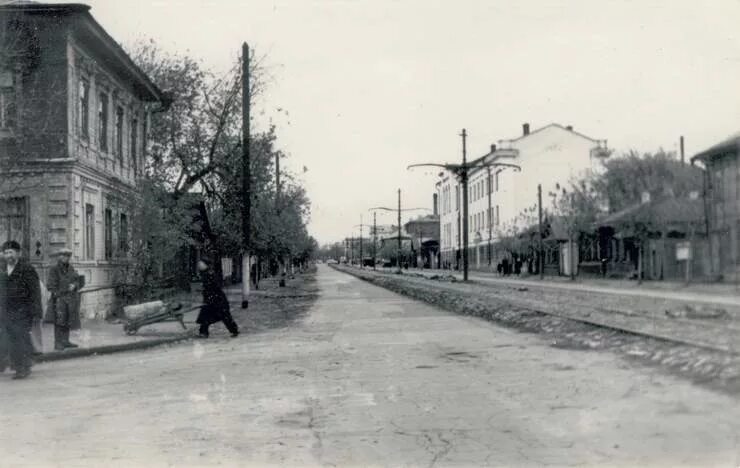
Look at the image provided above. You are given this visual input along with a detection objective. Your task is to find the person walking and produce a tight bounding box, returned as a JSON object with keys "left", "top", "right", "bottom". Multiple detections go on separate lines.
{"left": 0, "top": 240, "right": 42, "bottom": 379}
{"left": 45, "top": 248, "right": 83, "bottom": 350}
{"left": 196, "top": 259, "right": 239, "bottom": 338}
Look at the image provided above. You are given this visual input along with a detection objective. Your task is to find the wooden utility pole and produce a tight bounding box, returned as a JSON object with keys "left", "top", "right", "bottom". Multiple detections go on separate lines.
{"left": 461, "top": 129, "right": 469, "bottom": 282}
{"left": 373, "top": 211, "right": 377, "bottom": 270}
{"left": 397, "top": 189, "right": 402, "bottom": 272}
{"left": 487, "top": 166, "right": 493, "bottom": 266}
{"left": 241, "top": 42, "right": 251, "bottom": 309}
{"left": 680, "top": 136, "right": 685, "bottom": 164}
{"left": 538, "top": 184, "right": 544, "bottom": 280}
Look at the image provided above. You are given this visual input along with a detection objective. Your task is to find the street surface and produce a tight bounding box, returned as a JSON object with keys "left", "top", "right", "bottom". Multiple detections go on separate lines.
{"left": 1, "top": 265, "right": 738, "bottom": 467}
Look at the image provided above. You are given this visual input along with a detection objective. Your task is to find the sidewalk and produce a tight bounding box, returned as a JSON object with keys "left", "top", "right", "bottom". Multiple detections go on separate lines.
{"left": 34, "top": 290, "right": 203, "bottom": 362}
{"left": 376, "top": 266, "right": 740, "bottom": 307}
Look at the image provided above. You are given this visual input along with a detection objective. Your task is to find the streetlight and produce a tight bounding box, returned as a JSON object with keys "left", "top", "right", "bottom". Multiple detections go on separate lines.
{"left": 370, "top": 189, "right": 430, "bottom": 274}
{"left": 408, "top": 128, "right": 521, "bottom": 281}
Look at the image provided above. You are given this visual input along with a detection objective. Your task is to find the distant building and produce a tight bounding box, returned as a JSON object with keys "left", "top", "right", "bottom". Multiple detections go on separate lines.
{"left": 437, "top": 122, "right": 609, "bottom": 272}
{"left": 404, "top": 213, "right": 440, "bottom": 268}
{"left": 692, "top": 132, "right": 740, "bottom": 280}
{"left": 0, "top": 3, "right": 165, "bottom": 317}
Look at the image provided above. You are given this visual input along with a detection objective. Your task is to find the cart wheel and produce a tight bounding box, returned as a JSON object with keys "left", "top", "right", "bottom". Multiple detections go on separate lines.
{"left": 124, "top": 324, "right": 137, "bottom": 335}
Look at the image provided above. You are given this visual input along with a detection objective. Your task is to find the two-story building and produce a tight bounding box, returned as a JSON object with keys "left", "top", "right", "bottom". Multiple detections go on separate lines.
{"left": 0, "top": 2, "right": 165, "bottom": 317}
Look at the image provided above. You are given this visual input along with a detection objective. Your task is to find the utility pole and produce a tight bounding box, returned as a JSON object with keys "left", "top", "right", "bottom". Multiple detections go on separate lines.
{"left": 487, "top": 166, "right": 493, "bottom": 266}
{"left": 373, "top": 211, "right": 377, "bottom": 270}
{"left": 461, "top": 129, "right": 469, "bottom": 282}
{"left": 680, "top": 135, "right": 685, "bottom": 164}
{"left": 353, "top": 218, "right": 364, "bottom": 269}
{"left": 240, "top": 42, "right": 251, "bottom": 309}
{"left": 276, "top": 151, "right": 286, "bottom": 287}
{"left": 398, "top": 189, "right": 402, "bottom": 272}
{"left": 406, "top": 129, "right": 521, "bottom": 282}
{"left": 369, "top": 198, "right": 430, "bottom": 274}
{"left": 538, "top": 183, "right": 544, "bottom": 280}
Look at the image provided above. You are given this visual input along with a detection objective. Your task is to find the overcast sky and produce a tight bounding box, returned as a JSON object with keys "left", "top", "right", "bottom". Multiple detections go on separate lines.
{"left": 48, "top": 0, "right": 740, "bottom": 244}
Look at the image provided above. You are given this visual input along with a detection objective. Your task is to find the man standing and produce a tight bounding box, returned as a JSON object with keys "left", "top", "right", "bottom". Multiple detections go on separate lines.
{"left": 0, "top": 240, "right": 42, "bottom": 379}
{"left": 45, "top": 248, "right": 83, "bottom": 350}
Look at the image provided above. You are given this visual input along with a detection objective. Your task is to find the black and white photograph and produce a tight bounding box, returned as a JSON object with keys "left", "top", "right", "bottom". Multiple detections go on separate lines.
{"left": 1, "top": 0, "right": 739, "bottom": 466}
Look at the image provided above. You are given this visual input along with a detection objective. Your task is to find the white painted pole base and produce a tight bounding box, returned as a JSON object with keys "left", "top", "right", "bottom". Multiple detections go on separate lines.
{"left": 241, "top": 254, "right": 250, "bottom": 308}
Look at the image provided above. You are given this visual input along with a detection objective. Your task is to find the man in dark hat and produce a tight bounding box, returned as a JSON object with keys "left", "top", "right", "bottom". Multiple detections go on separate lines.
{"left": 0, "top": 240, "right": 42, "bottom": 379}
{"left": 45, "top": 247, "right": 83, "bottom": 350}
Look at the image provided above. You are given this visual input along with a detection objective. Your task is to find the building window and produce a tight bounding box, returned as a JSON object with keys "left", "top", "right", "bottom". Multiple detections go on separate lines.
{"left": 115, "top": 106, "right": 124, "bottom": 163}
{"left": 130, "top": 118, "right": 138, "bottom": 172}
{"left": 0, "top": 197, "right": 28, "bottom": 253}
{"left": 79, "top": 79, "right": 90, "bottom": 140}
{"left": 104, "top": 208, "right": 112, "bottom": 260}
{"left": 85, "top": 203, "right": 95, "bottom": 260}
{"left": 0, "top": 71, "right": 16, "bottom": 130}
{"left": 119, "top": 213, "right": 128, "bottom": 253}
{"left": 98, "top": 93, "right": 109, "bottom": 151}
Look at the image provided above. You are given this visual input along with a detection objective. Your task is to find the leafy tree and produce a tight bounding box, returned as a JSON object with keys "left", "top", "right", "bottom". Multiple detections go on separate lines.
{"left": 591, "top": 149, "right": 702, "bottom": 213}
{"left": 549, "top": 178, "right": 601, "bottom": 280}
{"left": 128, "top": 40, "right": 313, "bottom": 286}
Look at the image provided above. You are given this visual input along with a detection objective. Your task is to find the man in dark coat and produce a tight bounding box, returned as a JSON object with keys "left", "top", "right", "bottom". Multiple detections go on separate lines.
{"left": 196, "top": 259, "right": 239, "bottom": 338}
{"left": 45, "top": 247, "right": 83, "bottom": 350}
{"left": 0, "top": 240, "right": 42, "bottom": 379}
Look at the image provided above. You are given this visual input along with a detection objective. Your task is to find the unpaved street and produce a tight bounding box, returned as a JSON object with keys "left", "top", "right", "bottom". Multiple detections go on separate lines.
{"left": 1, "top": 265, "right": 738, "bottom": 467}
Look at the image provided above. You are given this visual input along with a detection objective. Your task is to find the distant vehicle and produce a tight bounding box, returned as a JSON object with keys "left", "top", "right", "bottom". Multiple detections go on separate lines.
{"left": 327, "top": 259, "right": 338, "bottom": 264}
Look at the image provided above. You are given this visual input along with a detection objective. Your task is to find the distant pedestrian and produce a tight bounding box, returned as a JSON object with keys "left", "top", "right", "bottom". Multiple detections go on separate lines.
{"left": 196, "top": 259, "right": 239, "bottom": 338}
{"left": 0, "top": 240, "right": 42, "bottom": 379}
{"left": 45, "top": 248, "right": 84, "bottom": 351}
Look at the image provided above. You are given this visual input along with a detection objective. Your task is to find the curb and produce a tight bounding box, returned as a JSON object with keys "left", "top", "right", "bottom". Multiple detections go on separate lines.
{"left": 34, "top": 333, "right": 194, "bottom": 363}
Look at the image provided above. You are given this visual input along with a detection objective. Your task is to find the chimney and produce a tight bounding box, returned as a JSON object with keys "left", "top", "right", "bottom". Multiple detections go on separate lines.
{"left": 566, "top": 125, "right": 573, "bottom": 131}
{"left": 433, "top": 193, "right": 438, "bottom": 216}
{"left": 522, "top": 123, "right": 530, "bottom": 136}
{"left": 490, "top": 144, "right": 497, "bottom": 154}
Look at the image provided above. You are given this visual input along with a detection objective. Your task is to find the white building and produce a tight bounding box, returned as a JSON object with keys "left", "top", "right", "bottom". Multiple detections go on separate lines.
{"left": 438, "top": 122, "right": 609, "bottom": 271}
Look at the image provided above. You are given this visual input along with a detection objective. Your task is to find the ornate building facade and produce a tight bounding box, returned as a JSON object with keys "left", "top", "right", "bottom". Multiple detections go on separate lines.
{"left": 0, "top": 3, "right": 165, "bottom": 317}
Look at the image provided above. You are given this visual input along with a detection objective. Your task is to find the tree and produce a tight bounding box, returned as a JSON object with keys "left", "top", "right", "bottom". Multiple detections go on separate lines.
{"left": 130, "top": 40, "right": 267, "bottom": 199}
{"left": 550, "top": 149, "right": 703, "bottom": 282}
{"left": 549, "top": 178, "right": 602, "bottom": 280}
{"left": 128, "top": 40, "right": 292, "bottom": 283}
{"left": 591, "top": 149, "right": 702, "bottom": 213}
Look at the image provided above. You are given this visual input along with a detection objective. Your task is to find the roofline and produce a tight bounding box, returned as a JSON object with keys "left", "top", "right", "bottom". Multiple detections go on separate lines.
{"left": 501, "top": 123, "right": 601, "bottom": 145}
{"left": 77, "top": 9, "right": 163, "bottom": 102}
{"left": 0, "top": 3, "right": 90, "bottom": 13}
{"left": 691, "top": 138, "right": 739, "bottom": 163}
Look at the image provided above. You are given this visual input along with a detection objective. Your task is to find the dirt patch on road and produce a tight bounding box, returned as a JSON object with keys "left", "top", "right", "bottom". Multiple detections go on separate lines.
{"left": 210, "top": 272, "right": 319, "bottom": 337}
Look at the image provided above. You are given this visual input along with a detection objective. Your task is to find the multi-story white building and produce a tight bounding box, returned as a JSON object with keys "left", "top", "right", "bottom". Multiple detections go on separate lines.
{"left": 438, "top": 122, "right": 609, "bottom": 271}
